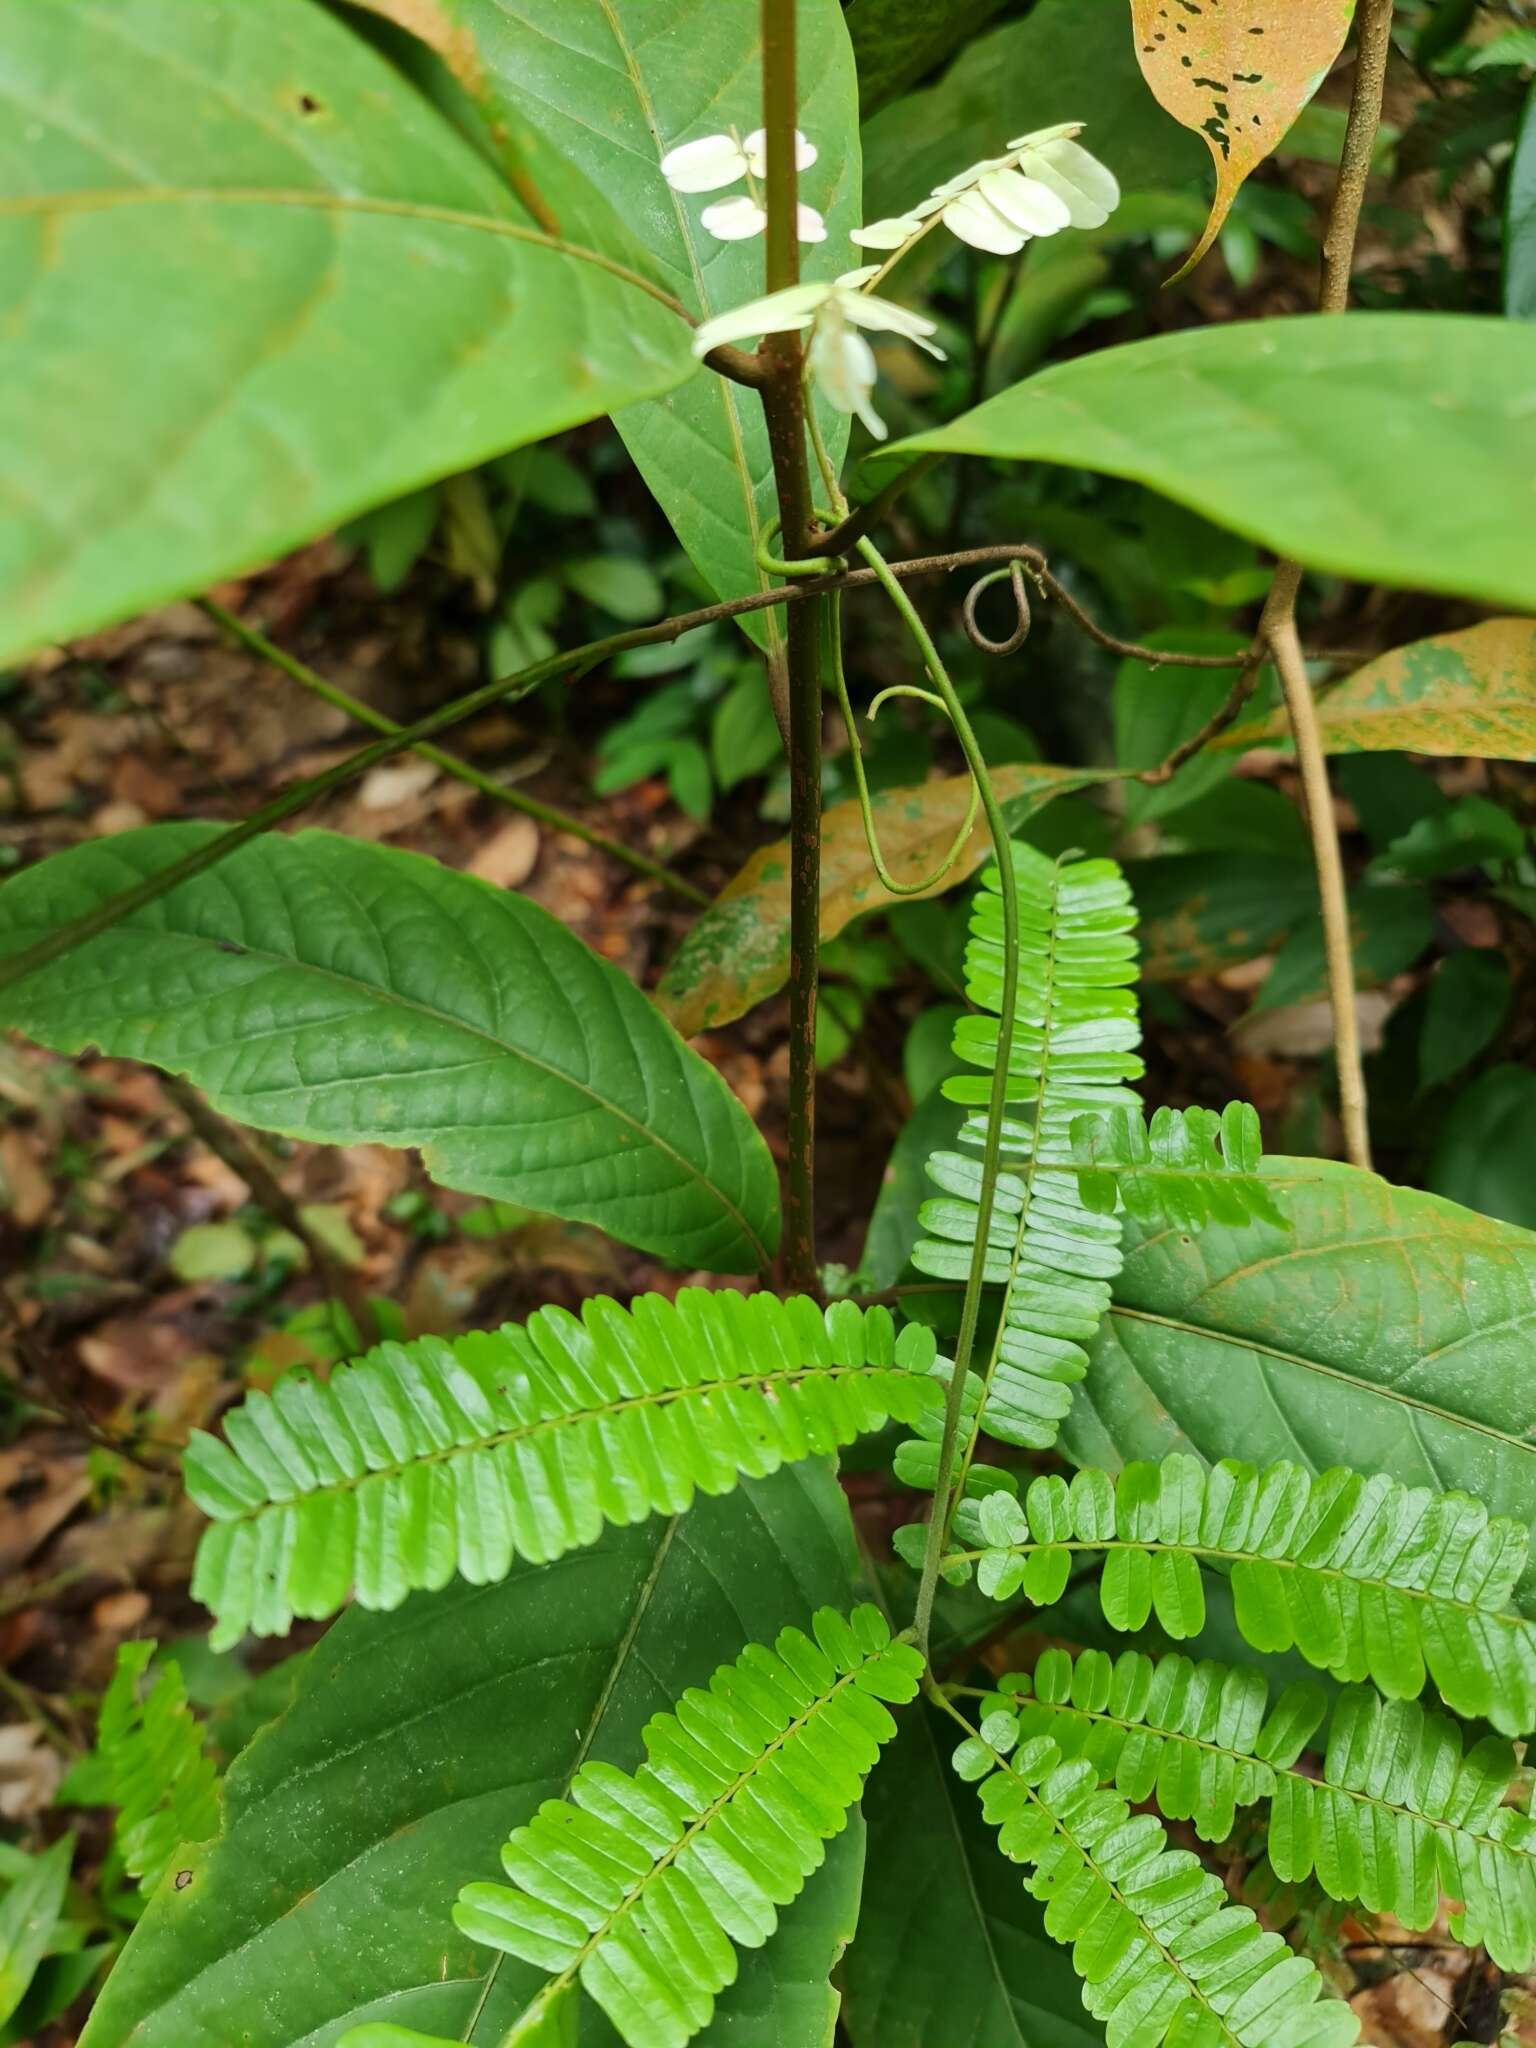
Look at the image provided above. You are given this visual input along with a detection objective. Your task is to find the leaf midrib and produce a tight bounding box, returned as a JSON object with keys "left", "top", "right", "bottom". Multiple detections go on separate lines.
{"left": 56, "top": 905, "right": 768, "bottom": 1265}
{"left": 1108, "top": 1303, "right": 1536, "bottom": 1462}
{"left": 206, "top": 1362, "right": 918, "bottom": 1521}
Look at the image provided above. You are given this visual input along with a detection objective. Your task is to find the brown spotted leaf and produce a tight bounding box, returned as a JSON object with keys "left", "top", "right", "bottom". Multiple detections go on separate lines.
{"left": 1218, "top": 618, "right": 1536, "bottom": 760}
{"left": 656, "top": 764, "right": 1097, "bottom": 1038}
{"left": 1130, "top": 0, "right": 1356, "bottom": 278}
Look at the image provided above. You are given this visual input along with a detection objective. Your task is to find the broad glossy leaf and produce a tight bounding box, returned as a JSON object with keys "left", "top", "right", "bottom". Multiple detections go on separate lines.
{"left": 1251, "top": 882, "right": 1433, "bottom": 1014}
{"left": 1221, "top": 619, "right": 1536, "bottom": 760}
{"left": 1130, "top": 0, "right": 1355, "bottom": 278}
{"left": 845, "top": 0, "right": 1011, "bottom": 115}
{"left": 1128, "top": 854, "right": 1317, "bottom": 981}
{"left": 861, "top": 0, "right": 1203, "bottom": 229}
{"left": 841, "top": 1709, "right": 1102, "bottom": 2048}
{"left": 450, "top": 0, "right": 859, "bottom": 651}
{"left": 1114, "top": 629, "right": 1252, "bottom": 824}
{"left": 1064, "top": 1162, "right": 1536, "bottom": 1614}
{"left": 0, "top": 0, "right": 695, "bottom": 666}
{"left": 0, "top": 827, "right": 776, "bottom": 1273}
{"left": 80, "top": 1466, "right": 867, "bottom": 2048}
{"left": 1431, "top": 1065, "right": 1536, "bottom": 1231}
{"left": 1421, "top": 949, "right": 1511, "bottom": 1090}
{"left": 875, "top": 316, "right": 1536, "bottom": 611}
{"left": 656, "top": 765, "right": 1096, "bottom": 1038}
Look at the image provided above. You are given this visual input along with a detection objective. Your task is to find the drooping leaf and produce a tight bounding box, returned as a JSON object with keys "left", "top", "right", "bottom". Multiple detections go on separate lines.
{"left": 1420, "top": 949, "right": 1511, "bottom": 1090}
{"left": 861, "top": 0, "right": 1204, "bottom": 231}
{"left": 80, "top": 1465, "right": 873, "bottom": 2048}
{"left": 1219, "top": 619, "right": 1536, "bottom": 759}
{"left": 186, "top": 1293, "right": 937, "bottom": 1644}
{"left": 1130, "top": 0, "right": 1356, "bottom": 279}
{"left": 449, "top": 0, "right": 859, "bottom": 651}
{"left": 656, "top": 766, "right": 1096, "bottom": 1039}
{"left": 959, "top": 1726, "right": 1359, "bottom": 2047}
{"left": 874, "top": 316, "right": 1536, "bottom": 611}
{"left": 0, "top": 827, "right": 777, "bottom": 1273}
{"left": 1064, "top": 1162, "right": 1536, "bottom": 1618}
{"left": 1430, "top": 1064, "right": 1536, "bottom": 1232}
{"left": 841, "top": 1708, "right": 1103, "bottom": 2048}
{"left": 0, "top": 0, "right": 695, "bottom": 665}
{"left": 954, "top": 1453, "right": 1536, "bottom": 1735}
{"left": 452, "top": 1606, "right": 921, "bottom": 2048}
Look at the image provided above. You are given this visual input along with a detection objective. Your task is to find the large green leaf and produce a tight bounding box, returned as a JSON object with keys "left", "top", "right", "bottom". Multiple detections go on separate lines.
{"left": 0, "top": 827, "right": 776, "bottom": 1272}
{"left": 0, "top": 0, "right": 695, "bottom": 666}
{"left": 1430, "top": 1065, "right": 1536, "bottom": 1232}
{"left": 1508, "top": 80, "right": 1536, "bottom": 320}
{"left": 451, "top": 0, "right": 859, "bottom": 650}
{"left": 80, "top": 1466, "right": 867, "bottom": 2048}
{"left": 1127, "top": 854, "right": 1317, "bottom": 982}
{"left": 861, "top": 0, "right": 1203, "bottom": 227}
{"left": 1064, "top": 1162, "right": 1536, "bottom": 1614}
{"left": 874, "top": 315, "right": 1536, "bottom": 611}
{"left": 841, "top": 1709, "right": 1102, "bottom": 2048}
{"left": 844, "top": 0, "right": 1011, "bottom": 115}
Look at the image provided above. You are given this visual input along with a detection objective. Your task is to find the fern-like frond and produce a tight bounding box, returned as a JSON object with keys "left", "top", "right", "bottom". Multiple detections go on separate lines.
{"left": 1071, "top": 1102, "right": 1288, "bottom": 1230}
{"left": 910, "top": 847, "right": 1141, "bottom": 1452}
{"left": 951, "top": 1452, "right": 1536, "bottom": 1735}
{"left": 988, "top": 1645, "right": 1536, "bottom": 1968}
{"left": 186, "top": 1293, "right": 937, "bottom": 1646}
{"left": 96, "top": 1640, "right": 221, "bottom": 1894}
{"left": 454, "top": 1606, "right": 923, "bottom": 2048}
{"left": 953, "top": 1719, "right": 1360, "bottom": 2048}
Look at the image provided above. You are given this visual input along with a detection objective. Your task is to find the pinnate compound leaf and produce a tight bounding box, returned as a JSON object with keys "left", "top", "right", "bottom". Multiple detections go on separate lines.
{"left": 1130, "top": 0, "right": 1355, "bottom": 279}
{"left": 0, "top": 826, "right": 777, "bottom": 1273}
{"left": 1070, "top": 1101, "right": 1288, "bottom": 1231}
{"left": 959, "top": 1727, "right": 1360, "bottom": 2047}
{"left": 453, "top": 1607, "right": 922, "bottom": 2048}
{"left": 80, "top": 1466, "right": 872, "bottom": 2048}
{"left": 911, "top": 847, "right": 1141, "bottom": 1455}
{"left": 0, "top": 0, "right": 695, "bottom": 665}
{"left": 656, "top": 766, "right": 1095, "bottom": 1039}
{"left": 874, "top": 316, "right": 1536, "bottom": 611}
{"left": 1065, "top": 1164, "right": 1536, "bottom": 1618}
{"left": 186, "top": 1292, "right": 938, "bottom": 1645}
{"left": 953, "top": 1451, "right": 1536, "bottom": 1735}
{"left": 996, "top": 1645, "right": 1536, "bottom": 1969}
{"left": 91, "top": 1642, "right": 221, "bottom": 1895}
{"left": 1219, "top": 619, "right": 1536, "bottom": 760}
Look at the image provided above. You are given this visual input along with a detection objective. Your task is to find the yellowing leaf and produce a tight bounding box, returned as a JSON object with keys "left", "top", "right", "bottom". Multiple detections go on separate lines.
{"left": 1219, "top": 618, "right": 1536, "bottom": 759}
{"left": 1130, "top": 0, "right": 1356, "bottom": 278}
{"left": 343, "top": 0, "right": 486, "bottom": 98}
{"left": 655, "top": 765, "right": 1096, "bottom": 1039}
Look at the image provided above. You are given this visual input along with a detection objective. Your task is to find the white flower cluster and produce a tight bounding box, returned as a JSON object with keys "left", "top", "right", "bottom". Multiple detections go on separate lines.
{"left": 660, "top": 127, "right": 826, "bottom": 244}
{"left": 852, "top": 122, "right": 1118, "bottom": 259}
{"left": 693, "top": 282, "right": 942, "bottom": 441}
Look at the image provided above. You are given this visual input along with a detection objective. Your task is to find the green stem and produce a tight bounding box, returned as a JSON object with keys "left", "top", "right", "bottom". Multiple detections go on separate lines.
{"left": 758, "top": 0, "right": 822, "bottom": 1294}
{"left": 854, "top": 538, "right": 1020, "bottom": 1657}
{"left": 197, "top": 599, "right": 708, "bottom": 907}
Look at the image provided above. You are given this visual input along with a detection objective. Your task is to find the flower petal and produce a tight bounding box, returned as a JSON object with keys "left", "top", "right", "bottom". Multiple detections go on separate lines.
{"left": 700, "top": 194, "right": 768, "bottom": 241}
{"left": 691, "top": 283, "right": 830, "bottom": 358}
{"left": 978, "top": 168, "right": 1072, "bottom": 237}
{"left": 836, "top": 264, "right": 884, "bottom": 287}
{"left": 661, "top": 133, "right": 748, "bottom": 193}
{"left": 840, "top": 292, "right": 944, "bottom": 358}
{"left": 848, "top": 215, "right": 921, "bottom": 251}
{"left": 809, "top": 318, "right": 885, "bottom": 439}
{"left": 1004, "top": 121, "right": 1084, "bottom": 153}
{"left": 742, "top": 127, "right": 819, "bottom": 177}
{"left": 941, "top": 189, "right": 1028, "bottom": 255}
{"left": 796, "top": 203, "right": 828, "bottom": 244}
{"left": 1023, "top": 136, "right": 1121, "bottom": 228}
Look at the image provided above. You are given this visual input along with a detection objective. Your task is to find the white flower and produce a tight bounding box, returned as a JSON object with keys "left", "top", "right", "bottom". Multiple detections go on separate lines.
{"left": 692, "top": 281, "right": 943, "bottom": 441}
{"left": 660, "top": 127, "right": 824, "bottom": 243}
{"left": 848, "top": 122, "right": 1119, "bottom": 263}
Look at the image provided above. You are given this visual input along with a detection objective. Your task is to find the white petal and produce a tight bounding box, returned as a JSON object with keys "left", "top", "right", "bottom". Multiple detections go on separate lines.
{"left": 661, "top": 133, "right": 748, "bottom": 193}
{"left": 840, "top": 291, "right": 943, "bottom": 355}
{"left": 796, "top": 203, "right": 827, "bottom": 244}
{"left": 1024, "top": 137, "right": 1121, "bottom": 227}
{"left": 848, "top": 215, "right": 921, "bottom": 250}
{"left": 700, "top": 194, "right": 768, "bottom": 240}
{"left": 978, "top": 168, "right": 1072, "bottom": 237}
{"left": 692, "top": 283, "right": 831, "bottom": 357}
{"left": 810, "top": 320, "right": 885, "bottom": 439}
{"left": 742, "top": 127, "right": 818, "bottom": 177}
{"left": 941, "top": 190, "right": 1028, "bottom": 255}
{"left": 1004, "top": 121, "right": 1084, "bottom": 152}
{"left": 930, "top": 153, "right": 1010, "bottom": 201}
{"left": 836, "top": 264, "right": 884, "bottom": 287}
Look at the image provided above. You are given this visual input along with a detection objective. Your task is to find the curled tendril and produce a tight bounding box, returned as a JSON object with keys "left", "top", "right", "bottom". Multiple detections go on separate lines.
{"left": 962, "top": 560, "right": 1034, "bottom": 657}
{"left": 754, "top": 512, "right": 845, "bottom": 579}
{"left": 825, "top": 598, "right": 981, "bottom": 898}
